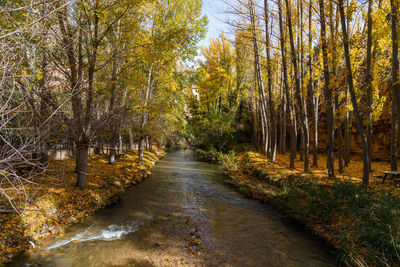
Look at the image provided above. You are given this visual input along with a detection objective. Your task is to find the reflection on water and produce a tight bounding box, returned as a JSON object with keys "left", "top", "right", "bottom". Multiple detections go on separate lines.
{"left": 47, "top": 222, "right": 141, "bottom": 250}
{"left": 16, "top": 150, "right": 337, "bottom": 266}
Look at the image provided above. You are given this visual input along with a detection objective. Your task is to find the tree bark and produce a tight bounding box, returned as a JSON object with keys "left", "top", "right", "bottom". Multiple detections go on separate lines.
{"left": 391, "top": 0, "right": 400, "bottom": 171}
{"left": 366, "top": 0, "right": 373, "bottom": 171}
{"left": 319, "top": 0, "right": 335, "bottom": 178}
{"left": 138, "top": 135, "right": 144, "bottom": 163}
{"left": 308, "top": 2, "right": 319, "bottom": 167}
{"left": 138, "top": 66, "right": 153, "bottom": 164}
{"left": 264, "top": 0, "right": 277, "bottom": 161}
{"left": 109, "top": 135, "right": 117, "bottom": 165}
{"left": 344, "top": 88, "right": 352, "bottom": 167}
{"left": 278, "top": 0, "right": 296, "bottom": 168}
{"left": 249, "top": 0, "right": 269, "bottom": 156}
{"left": 76, "top": 143, "right": 88, "bottom": 189}
{"left": 129, "top": 129, "right": 134, "bottom": 150}
{"left": 338, "top": 0, "right": 370, "bottom": 185}
{"left": 119, "top": 133, "right": 123, "bottom": 153}
{"left": 285, "top": 0, "right": 310, "bottom": 172}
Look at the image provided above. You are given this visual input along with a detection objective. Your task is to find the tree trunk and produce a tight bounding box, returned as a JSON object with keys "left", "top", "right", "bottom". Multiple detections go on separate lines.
{"left": 338, "top": 0, "right": 370, "bottom": 185}
{"left": 138, "top": 135, "right": 144, "bottom": 163}
{"left": 390, "top": 0, "right": 400, "bottom": 171}
{"left": 278, "top": 0, "right": 296, "bottom": 168}
{"left": 249, "top": 0, "right": 269, "bottom": 156}
{"left": 313, "top": 94, "right": 319, "bottom": 166}
{"left": 145, "top": 136, "right": 150, "bottom": 150}
{"left": 108, "top": 135, "right": 117, "bottom": 165}
{"left": 366, "top": 0, "right": 373, "bottom": 171}
{"left": 319, "top": 0, "right": 335, "bottom": 178}
{"left": 264, "top": 0, "right": 277, "bottom": 161}
{"left": 285, "top": 0, "right": 310, "bottom": 172}
{"left": 129, "top": 129, "right": 134, "bottom": 150}
{"left": 119, "top": 133, "right": 123, "bottom": 153}
{"left": 281, "top": 83, "right": 287, "bottom": 154}
{"left": 76, "top": 143, "right": 88, "bottom": 189}
{"left": 338, "top": 123, "right": 344, "bottom": 173}
{"left": 309, "top": 0, "right": 317, "bottom": 167}
{"left": 344, "top": 92, "right": 352, "bottom": 167}
{"left": 138, "top": 66, "right": 153, "bottom": 164}
{"left": 299, "top": 129, "right": 304, "bottom": 161}
{"left": 39, "top": 141, "right": 49, "bottom": 167}
{"left": 391, "top": 106, "right": 398, "bottom": 171}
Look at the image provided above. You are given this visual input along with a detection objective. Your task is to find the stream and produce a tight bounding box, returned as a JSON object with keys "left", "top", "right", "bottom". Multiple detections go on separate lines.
{"left": 16, "top": 150, "right": 337, "bottom": 266}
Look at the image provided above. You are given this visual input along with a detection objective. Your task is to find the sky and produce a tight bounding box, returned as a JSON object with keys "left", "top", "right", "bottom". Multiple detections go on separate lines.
{"left": 198, "top": 0, "right": 230, "bottom": 52}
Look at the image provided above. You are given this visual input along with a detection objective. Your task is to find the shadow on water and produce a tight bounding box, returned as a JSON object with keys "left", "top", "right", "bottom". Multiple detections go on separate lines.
{"left": 15, "top": 149, "right": 338, "bottom": 267}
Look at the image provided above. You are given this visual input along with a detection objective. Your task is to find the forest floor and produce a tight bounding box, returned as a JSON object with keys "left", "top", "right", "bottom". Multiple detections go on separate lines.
{"left": 0, "top": 148, "right": 165, "bottom": 264}
{"left": 209, "top": 150, "right": 400, "bottom": 266}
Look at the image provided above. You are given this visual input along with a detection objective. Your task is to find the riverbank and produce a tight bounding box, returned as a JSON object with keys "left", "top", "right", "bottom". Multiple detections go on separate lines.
{"left": 196, "top": 148, "right": 400, "bottom": 266}
{"left": 0, "top": 148, "right": 165, "bottom": 264}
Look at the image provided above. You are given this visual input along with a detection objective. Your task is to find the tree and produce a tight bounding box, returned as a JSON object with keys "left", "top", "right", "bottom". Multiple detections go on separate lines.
{"left": 391, "top": 0, "right": 400, "bottom": 171}
{"left": 319, "top": 0, "right": 335, "bottom": 178}
{"left": 264, "top": 0, "right": 277, "bottom": 161}
{"left": 278, "top": 0, "right": 296, "bottom": 168}
{"left": 285, "top": 0, "right": 310, "bottom": 172}
{"left": 338, "top": 0, "right": 370, "bottom": 185}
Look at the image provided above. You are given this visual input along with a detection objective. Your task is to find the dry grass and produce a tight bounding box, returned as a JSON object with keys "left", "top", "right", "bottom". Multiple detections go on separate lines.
{"left": 246, "top": 151, "right": 398, "bottom": 189}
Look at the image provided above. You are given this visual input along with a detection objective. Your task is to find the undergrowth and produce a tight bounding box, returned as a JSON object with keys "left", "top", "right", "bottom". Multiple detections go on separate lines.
{"left": 203, "top": 148, "right": 400, "bottom": 266}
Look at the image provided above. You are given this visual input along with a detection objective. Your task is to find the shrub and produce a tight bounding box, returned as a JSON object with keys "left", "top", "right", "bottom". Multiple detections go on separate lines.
{"left": 219, "top": 150, "right": 238, "bottom": 171}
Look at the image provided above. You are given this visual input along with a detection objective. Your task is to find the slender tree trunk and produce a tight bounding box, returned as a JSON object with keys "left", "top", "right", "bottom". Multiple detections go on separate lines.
{"left": 308, "top": 3, "right": 319, "bottom": 168}
{"left": 366, "top": 0, "right": 374, "bottom": 171}
{"left": 281, "top": 81, "right": 287, "bottom": 154}
{"left": 264, "top": 0, "right": 277, "bottom": 161}
{"left": 108, "top": 53, "right": 118, "bottom": 164}
{"left": 344, "top": 89, "right": 352, "bottom": 167}
{"left": 129, "top": 129, "right": 134, "bottom": 150}
{"left": 285, "top": 0, "right": 309, "bottom": 172}
{"left": 76, "top": 143, "right": 88, "bottom": 189}
{"left": 138, "top": 135, "right": 144, "bottom": 163}
{"left": 319, "top": 0, "right": 335, "bottom": 178}
{"left": 338, "top": 0, "right": 370, "bottom": 185}
{"left": 313, "top": 94, "right": 319, "bottom": 167}
{"left": 338, "top": 123, "right": 344, "bottom": 173}
{"left": 119, "top": 133, "right": 123, "bottom": 153}
{"left": 336, "top": 95, "right": 344, "bottom": 173}
{"left": 391, "top": 106, "right": 398, "bottom": 171}
{"left": 109, "top": 135, "right": 117, "bottom": 165}
{"left": 249, "top": 0, "right": 269, "bottom": 156}
{"left": 278, "top": 0, "right": 295, "bottom": 168}
{"left": 300, "top": 129, "right": 304, "bottom": 161}
{"left": 138, "top": 66, "right": 153, "bottom": 164}
{"left": 391, "top": 0, "right": 400, "bottom": 170}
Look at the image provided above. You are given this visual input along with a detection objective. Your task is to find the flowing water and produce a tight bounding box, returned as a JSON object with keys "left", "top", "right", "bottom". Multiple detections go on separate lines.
{"left": 16, "top": 150, "right": 337, "bottom": 266}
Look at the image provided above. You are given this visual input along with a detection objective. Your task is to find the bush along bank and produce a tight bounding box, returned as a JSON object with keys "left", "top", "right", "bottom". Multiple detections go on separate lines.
{"left": 0, "top": 148, "right": 165, "bottom": 264}
{"left": 195, "top": 148, "right": 400, "bottom": 266}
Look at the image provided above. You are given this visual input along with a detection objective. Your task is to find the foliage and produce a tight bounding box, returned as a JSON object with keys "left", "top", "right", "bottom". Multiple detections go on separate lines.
{"left": 281, "top": 181, "right": 400, "bottom": 265}
{"left": 187, "top": 110, "right": 241, "bottom": 151}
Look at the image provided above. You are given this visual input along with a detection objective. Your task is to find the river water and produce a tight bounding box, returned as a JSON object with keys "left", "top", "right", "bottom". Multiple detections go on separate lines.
{"left": 17, "top": 150, "right": 336, "bottom": 266}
